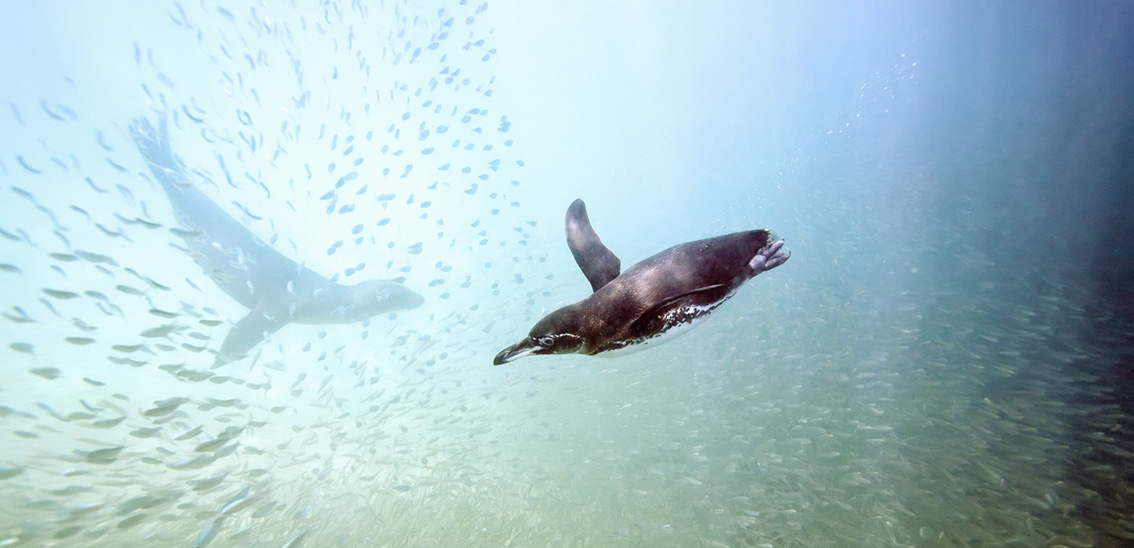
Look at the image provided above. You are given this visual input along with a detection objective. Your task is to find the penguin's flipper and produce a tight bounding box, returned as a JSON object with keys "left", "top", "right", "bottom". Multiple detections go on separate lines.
{"left": 565, "top": 199, "right": 621, "bottom": 292}
{"left": 654, "top": 284, "right": 727, "bottom": 310}
{"left": 213, "top": 307, "right": 289, "bottom": 366}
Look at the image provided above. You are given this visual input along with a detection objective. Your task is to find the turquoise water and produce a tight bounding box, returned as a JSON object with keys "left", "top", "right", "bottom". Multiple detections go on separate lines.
{"left": 1, "top": 1, "right": 1132, "bottom": 546}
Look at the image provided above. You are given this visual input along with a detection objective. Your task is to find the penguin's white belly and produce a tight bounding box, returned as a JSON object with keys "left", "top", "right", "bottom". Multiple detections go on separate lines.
{"left": 598, "top": 302, "right": 718, "bottom": 358}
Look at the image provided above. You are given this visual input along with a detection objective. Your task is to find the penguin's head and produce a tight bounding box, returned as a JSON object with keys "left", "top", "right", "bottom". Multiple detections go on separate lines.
{"left": 493, "top": 308, "right": 584, "bottom": 365}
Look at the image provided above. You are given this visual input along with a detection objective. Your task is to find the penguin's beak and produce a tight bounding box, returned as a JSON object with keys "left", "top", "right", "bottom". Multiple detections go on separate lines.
{"left": 493, "top": 339, "right": 538, "bottom": 365}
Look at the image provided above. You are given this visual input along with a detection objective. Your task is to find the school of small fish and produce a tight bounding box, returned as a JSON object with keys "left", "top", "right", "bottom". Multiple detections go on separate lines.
{"left": 0, "top": 1, "right": 1131, "bottom": 547}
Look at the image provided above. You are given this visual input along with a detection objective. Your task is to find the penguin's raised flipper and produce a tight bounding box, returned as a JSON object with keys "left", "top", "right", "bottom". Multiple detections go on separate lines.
{"left": 565, "top": 199, "right": 621, "bottom": 292}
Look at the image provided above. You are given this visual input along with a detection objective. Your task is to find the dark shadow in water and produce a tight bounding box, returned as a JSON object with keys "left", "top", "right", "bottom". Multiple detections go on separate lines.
{"left": 903, "top": 3, "right": 1134, "bottom": 542}
{"left": 1072, "top": 121, "right": 1134, "bottom": 547}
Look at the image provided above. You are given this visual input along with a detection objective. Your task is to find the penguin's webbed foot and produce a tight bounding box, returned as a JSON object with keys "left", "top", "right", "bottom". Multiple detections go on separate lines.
{"left": 749, "top": 239, "right": 790, "bottom": 274}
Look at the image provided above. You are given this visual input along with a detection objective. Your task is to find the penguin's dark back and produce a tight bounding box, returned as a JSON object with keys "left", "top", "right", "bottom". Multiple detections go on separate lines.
{"left": 624, "top": 229, "right": 772, "bottom": 288}
{"left": 573, "top": 229, "right": 772, "bottom": 338}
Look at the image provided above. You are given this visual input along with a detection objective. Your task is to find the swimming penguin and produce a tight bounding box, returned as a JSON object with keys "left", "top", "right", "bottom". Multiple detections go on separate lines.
{"left": 129, "top": 115, "right": 424, "bottom": 366}
{"left": 493, "top": 199, "right": 789, "bottom": 365}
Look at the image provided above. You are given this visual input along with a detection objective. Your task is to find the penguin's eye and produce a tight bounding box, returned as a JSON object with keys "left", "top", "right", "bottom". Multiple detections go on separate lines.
{"left": 537, "top": 336, "right": 555, "bottom": 347}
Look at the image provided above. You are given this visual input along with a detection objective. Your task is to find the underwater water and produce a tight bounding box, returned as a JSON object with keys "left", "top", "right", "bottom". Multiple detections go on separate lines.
{"left": 2, "top": 0, "right": 1133, "bottom": 546}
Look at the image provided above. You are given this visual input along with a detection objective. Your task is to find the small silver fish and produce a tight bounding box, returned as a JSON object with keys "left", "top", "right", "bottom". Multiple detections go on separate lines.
{"left": 221, "top": 486, "right": 253, "bottom": 514}
{"left": 191, "top": 517, "right": 224, "bottom": 548}
{"left": 174, "top": 425, "right": 203, "bottom": 440}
